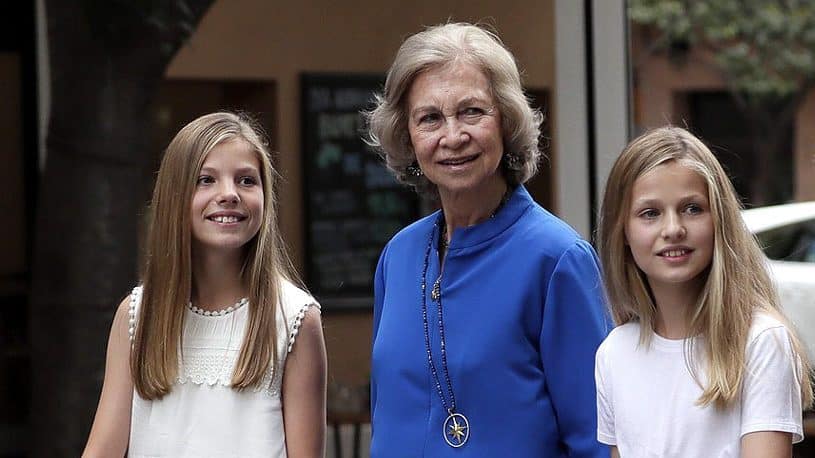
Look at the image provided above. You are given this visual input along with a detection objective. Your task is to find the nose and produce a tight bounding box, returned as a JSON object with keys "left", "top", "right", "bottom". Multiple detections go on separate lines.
{"left": 438, "top": 116, "right": 470, "bottom": 149}
{"left": 661, "top": 212, "right": 686, "bottom": 240}
{"left": 216, "top": 182, "right": 239, "bottom": 205}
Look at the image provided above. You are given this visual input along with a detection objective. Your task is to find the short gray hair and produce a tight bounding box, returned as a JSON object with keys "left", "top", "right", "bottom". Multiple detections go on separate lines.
{"left": 366, "top": 22, "right": 544, "bottom": 197}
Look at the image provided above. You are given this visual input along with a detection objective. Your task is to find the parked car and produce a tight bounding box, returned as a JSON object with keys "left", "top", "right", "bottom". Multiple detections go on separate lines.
{"left": 742, "top": 201, "right": 815, "bottom": 361}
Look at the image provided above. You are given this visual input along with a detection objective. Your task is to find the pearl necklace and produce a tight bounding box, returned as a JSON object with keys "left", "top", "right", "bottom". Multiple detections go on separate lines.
{"left": 188, "top": 297, "right": 248, "bottom": 317}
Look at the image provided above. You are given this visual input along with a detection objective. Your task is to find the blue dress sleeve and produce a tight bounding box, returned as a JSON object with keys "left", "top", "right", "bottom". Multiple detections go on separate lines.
{"left": 371, "top": 243, "right": 389, "bottom": 428}
{"left": 540, "top": 240, "right": 611, "bottom": 457}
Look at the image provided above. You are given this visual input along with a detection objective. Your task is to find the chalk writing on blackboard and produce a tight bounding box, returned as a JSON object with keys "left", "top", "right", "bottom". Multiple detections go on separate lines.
{"left": 364, "top": 161, "right": 394, "bottom": 189}
{"left": 316, "top": 142, "right": 342, "bottom": 169}
{"left": 318, "top": 113, "right": 362, "bottom": 140}
{"left": 301, "top": 73, "right": 420, "bottom": 305}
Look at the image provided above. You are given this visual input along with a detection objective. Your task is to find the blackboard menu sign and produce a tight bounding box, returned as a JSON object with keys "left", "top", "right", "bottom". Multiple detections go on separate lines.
{"left": 301, "top": 73, "right": 420, "bottom": 308}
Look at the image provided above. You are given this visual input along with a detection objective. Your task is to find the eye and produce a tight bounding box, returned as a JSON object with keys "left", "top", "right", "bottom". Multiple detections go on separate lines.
{"left": 238, "top": 176, "right": 259, "bottom": 186}
{"left": 197, "top": 175, "right": 214, "bottom": 186}
{"left": 460, "top": 107, "right": 487, "bottom": 124}
{"left": 417, "top": 112, "right": 442, "bottom": 125}
{"left": 685, "top": 203, "right": 703, "bottom": 215}
{"left": 638, "top": 209, "right": 659, "bottom": 219}
{"left": 461, "top": 107, "right": 485, "bottom": 117}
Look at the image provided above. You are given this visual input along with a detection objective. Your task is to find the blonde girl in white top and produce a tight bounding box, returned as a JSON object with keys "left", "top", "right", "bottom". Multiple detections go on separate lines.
{"left": 83, "top": 112, "right": 327, "bottom": 457}
{"left": 596, "top": 127, "right": 812, "bottom": 458}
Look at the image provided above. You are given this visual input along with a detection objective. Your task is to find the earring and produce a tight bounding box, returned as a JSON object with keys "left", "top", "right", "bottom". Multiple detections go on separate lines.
{"left": 503, "top": 152, "right": 522, "bottom": 169}
{"left": 406, "top": 162, "right": 424, "bottom": 177}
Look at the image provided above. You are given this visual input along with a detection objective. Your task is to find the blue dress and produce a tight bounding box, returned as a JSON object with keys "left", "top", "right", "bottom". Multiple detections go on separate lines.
{"left": 371, "top": 186, "right": 610, "bottom": 457}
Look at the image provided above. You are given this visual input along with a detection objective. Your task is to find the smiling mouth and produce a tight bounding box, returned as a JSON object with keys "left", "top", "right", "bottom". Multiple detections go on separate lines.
{"left": 207, "top": 215, "right": 246, "bottom": 223}
{"left": 658, "top": 249, "right": 692, "bottom": 258}
{"left": 439, "top": 154, "right": 478, "bottom": 166}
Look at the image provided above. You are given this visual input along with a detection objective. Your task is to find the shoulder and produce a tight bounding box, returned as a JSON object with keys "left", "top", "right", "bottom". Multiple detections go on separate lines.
{"left": 376, "top": 212, "right": 437, "bottom": 272}
{"left": 746, "top": 310, "right": 794, "bottom": 355}
{"left": 116, "top": 288, "right": 137, "bottom": 317}
{"left": 384, "top": 211, "right": 437, "bottom": 250}
{"left": 129, "top": 285, "right": 143, "bottom": 308}
{"left": 597, "top": 322, "right": 641, "bottom": 360}
{"left": 122, "top": 285, "right": 143, "bottom": 344}
{"left": 749, "top": 310, "right": 787, "bottom": 335}
{"left": 513, "top": 203, "right": 595, "bottom": 260}
{"left": 280, "top": 279, "right": 318, "bottom": 309}
{"left": 279, "top": 278, "right": 321, "bottom": 353}
{"left": 292, "top": 306, "right": 322, "bottom": 341}
{"left": 279, "top": 278, "right": 320, "bottom": 321}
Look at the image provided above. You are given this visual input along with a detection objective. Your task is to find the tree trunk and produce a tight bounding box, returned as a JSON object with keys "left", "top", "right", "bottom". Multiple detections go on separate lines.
{"left": 29, "top": 2, "right": 212, "bottom": 455}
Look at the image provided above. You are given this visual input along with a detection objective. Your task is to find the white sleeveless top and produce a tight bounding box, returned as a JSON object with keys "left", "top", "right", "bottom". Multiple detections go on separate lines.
{"left": 127, "top": 280, "right": 319, "bottom": 458}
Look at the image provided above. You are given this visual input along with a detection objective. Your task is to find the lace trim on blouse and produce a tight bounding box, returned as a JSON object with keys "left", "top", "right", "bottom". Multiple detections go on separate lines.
{"left": 287, "top": 301, "right": 316, "bottom": 352}
{"left": 127, "top": 286, "right": 319, "bottom": 396}
{"left": 128, "top": 286, "right": 141, "bottom": 345}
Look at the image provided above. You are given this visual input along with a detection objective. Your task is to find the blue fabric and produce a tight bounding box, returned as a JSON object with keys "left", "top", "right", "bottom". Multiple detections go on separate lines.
{"left": 371, "top": 186, "right": 611, "bottom": 457}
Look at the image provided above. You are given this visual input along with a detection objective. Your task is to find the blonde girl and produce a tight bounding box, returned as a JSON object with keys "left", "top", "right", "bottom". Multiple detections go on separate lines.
{"left": 596, "top": 126, "right": 812, "bottom": 457}
{"left": 83, "top": 112, "right": 326, "bottom": 457}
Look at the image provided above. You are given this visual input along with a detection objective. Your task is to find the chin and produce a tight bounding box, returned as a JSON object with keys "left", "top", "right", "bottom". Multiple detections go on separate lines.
{"left": 657, "top": 271, "right": 708, "bottom": 287}
{"left": 436, "top": 176, "right": 496, "bottom": 196}
{"left": 199, "top": 237, "right": 253, "bottom": 252}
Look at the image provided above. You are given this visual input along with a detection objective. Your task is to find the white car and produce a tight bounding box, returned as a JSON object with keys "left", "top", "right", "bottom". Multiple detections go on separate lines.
{"left": 742, "top": 201, "right": 815, "bottom": 361}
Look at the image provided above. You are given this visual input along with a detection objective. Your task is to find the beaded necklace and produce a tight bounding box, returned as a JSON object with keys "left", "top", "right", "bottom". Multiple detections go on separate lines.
{"left": 421, "top": 218, "right": 469, "bottom": 448}
{"left": 421, "top": 186, "right": 513, "bottom": 448}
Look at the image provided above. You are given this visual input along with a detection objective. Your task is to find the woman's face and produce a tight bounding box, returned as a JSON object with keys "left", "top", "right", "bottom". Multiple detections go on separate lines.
{"left": 406, "top": 62, "right": 505, "bottom": 200}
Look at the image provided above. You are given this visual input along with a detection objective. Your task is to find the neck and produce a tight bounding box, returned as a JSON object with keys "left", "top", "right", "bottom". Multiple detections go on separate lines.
{"left": 191, "top": 245, "right": 247, "bottom": 311}
{"left": 439, "top": 176, "right": 508, "bottom": 243}
{"left": 650, "top": 279, "right": 704, "bottom": 339}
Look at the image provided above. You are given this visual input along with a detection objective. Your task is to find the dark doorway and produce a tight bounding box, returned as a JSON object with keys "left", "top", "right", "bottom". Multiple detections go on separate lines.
{"left": 685, "top": 90, "right": 794, "bottom": 206}
{"left": 525, "top": 88, "right": 553, "bottom": 211}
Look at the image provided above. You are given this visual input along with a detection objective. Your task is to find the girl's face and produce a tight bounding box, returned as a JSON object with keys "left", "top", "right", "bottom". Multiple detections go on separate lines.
{"left": 190, "top": 138, "right": 264, "bottom": 254}
{"left": 624, "top": 161, "right": 714, "bottom": 296}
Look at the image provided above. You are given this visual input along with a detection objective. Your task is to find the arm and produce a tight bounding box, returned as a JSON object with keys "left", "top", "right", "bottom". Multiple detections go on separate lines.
{"left": 610, "top": 446, "right": 620, "bottom": 458}
{"left": 282, "top": 306, "right": 327, "bottom": 458}
{"left": 370, "top": 244, "right": 389, "bottom": 426}
{"left": 82, "top": 296, "right": 134, "bottom": 457}
{"left": 541, "top": 241, "right": 611, "bottom": 458}
{"left": 741, "top": 431, "right": 792, "bottom": 458}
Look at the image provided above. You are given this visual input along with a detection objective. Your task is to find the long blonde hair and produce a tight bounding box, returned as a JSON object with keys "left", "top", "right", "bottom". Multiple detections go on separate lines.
{"left": 598, "top": 126, "right": 813, "bottom": 409}
{"left": 132, "top": 112, "right": 297, "bottom": 399}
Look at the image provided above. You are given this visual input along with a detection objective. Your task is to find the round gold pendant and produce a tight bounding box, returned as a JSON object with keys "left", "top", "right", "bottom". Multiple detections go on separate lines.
{"left": 443, "top": 412, "right": 470, "bottom": 447}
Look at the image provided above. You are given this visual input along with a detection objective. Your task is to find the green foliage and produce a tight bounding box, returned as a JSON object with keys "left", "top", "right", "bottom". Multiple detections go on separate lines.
{"left": 630, "top": 0, "right": 815, "bottom": 102}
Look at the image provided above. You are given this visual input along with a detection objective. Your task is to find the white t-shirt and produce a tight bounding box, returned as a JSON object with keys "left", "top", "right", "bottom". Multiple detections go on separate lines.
{"left": 127, "top": 279, "right": 319, "bottom": 458}
{"left": 595, "top": 312, "right": 803, "bottom": 458}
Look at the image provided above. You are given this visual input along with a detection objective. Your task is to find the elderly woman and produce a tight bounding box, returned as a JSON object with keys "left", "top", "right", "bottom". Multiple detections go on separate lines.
{"left": 367, "top": 23, "right": 609, "bottom": 456}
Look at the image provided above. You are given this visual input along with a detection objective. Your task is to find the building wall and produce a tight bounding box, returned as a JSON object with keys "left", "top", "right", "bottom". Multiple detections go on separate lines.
{"left": 632, "top": 30, "right": 815, "bottom": 201}
{"left": 166, "top": 0, "right": 556, "bottom": 387}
